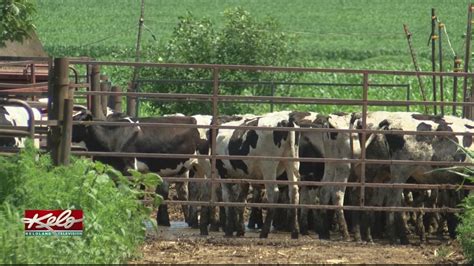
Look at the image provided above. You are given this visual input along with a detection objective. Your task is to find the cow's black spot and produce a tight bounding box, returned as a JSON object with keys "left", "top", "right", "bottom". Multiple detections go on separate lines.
{"left": 328, "top": 123, "right": 337, "bottom": 140}
{"left": 273, "top": 120, "right": 290, "bottom": 147}
{"left": 412, "top": 114, "right": 446, "bottom": 124}
{"left": 385, "top": 132, "right": 405, "bottom": 154}
{"left": 289, "top": 111, "right": 311, "bottom": 124}
{"left": 215, "top": 115, "right": 244, "bottom": 125}
{"left": 228, "top": 120, "right": 259, "bottom": 174}
{"left": 435, "top": 122, "right": 456, "bottom": 142}
{"left": 350, "top": 113, "right": 362, "bottom": 126}
{"left": 465, "top": 124, "right": 474, "bottom": 129}
{"left": 416, "top": 122, "right": 433, "bottom": 142}
{"left": 463, "top": 135, "right": 473, "bottom": 148}
{"left": 216, "top": 159, "right": 228, "bottom": 178}
{"left": 454, "top": 151, "right": 467, "bottom": 162}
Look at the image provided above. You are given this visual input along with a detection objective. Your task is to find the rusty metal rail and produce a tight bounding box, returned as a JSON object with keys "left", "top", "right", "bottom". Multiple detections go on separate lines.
{"left": 2, "top": 57, "right": 474, "bottom": 216}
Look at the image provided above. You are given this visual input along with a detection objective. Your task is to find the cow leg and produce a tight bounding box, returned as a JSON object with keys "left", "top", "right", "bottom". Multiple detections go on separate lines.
{"left": 175, "top": 171, "right": 190, "bottom": 225}
{"left": 156, "top": 179, "right": 171, "bottom": 226}
{"left": 248, "top": 186, "right": 264, "bottom": 229}
{"left": 385, "top": 188, "right": 408, "bottom": 245}
{"left": 235, "top": 183, "right": 249, "bottom": 237}
{"left": 260, "top": 183, "right": 278, "bottom": 239}
{"left": 316, "top": 164, "right": 335, "bottom": 239}
{"left": 299, "top": 186, "right": 310, "bottom": 235}
{"left": 286, "top": 165, "right": 300, "bottom": 239}
{"left": 221, "top": 183, "right": 235, "bottom": 237}
{"left": 333, "top": 165, "right": 350, "bottom": 241}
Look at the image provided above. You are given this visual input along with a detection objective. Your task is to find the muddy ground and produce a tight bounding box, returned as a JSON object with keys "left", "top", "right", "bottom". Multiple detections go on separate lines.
{"left": 131, "top": 185, "right": 467, "bottom": 264}
{"left": 133, "top": 212, "right": 466, "bottom": 263}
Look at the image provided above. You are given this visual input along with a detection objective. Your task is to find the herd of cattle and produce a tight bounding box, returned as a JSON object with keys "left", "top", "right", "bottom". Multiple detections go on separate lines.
{"left": 1, "top": 102, "right": 473, "bottom": 244}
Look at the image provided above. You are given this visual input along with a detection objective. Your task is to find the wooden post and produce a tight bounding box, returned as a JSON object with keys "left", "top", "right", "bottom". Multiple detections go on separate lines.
{"left": 431, "top": 8, "right": 437, "bottom": 114}
{"left": 100, "top": 76, "right": 110, "bottom": 115}
{"left": 49, "top": 57, "right": 69, "bottom": 166}
{"left": 127, "top": 84, "right": 137, "bottom": 117}
{"left": 60, "top": 97, "right": 73, "bottom": 165}
{"left": 462, "top": 3, "right": 473, "bottom": 118}
{"left": 90, "top": 65, "right": 105, "bottom": 119}
{"left": 109, "top": 85, "right": 122, "bottom": 113}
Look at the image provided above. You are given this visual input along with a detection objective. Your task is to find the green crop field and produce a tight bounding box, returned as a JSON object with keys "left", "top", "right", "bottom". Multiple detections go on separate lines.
{"left": 36, "top": 0, "right": 472, "bottom": 65}
{"left": 33, "top": 0, "right": 474, "bottom": 115}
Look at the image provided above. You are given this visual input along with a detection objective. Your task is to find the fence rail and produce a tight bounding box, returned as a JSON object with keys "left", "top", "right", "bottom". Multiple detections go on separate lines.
{"left": 1, "top": 57, "right": 473, "bottom": 216}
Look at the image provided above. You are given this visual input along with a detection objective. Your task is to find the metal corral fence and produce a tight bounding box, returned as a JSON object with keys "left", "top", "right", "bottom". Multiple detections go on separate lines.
{"left": 1, "top": 57, "right": 474, "bottom": 216}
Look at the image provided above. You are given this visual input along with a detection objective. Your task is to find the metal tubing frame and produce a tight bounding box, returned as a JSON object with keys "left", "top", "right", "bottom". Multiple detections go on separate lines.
{"left": 0, "top": 98, "right": 35, "bottom": 139}
{"left": 4, "top": 57, "right": 474, "bottom": 214}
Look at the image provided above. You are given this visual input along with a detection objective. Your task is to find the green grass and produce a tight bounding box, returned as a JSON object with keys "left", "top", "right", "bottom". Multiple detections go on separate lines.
{"left": 36, "top": 0, "right": 472, "bottom": 64}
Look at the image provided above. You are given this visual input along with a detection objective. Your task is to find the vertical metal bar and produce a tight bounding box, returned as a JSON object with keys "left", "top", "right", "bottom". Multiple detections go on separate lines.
{"left": 359, "top": 72, "right": 368, "bottom": 207}
{"left": 47, "top": 57, "right": 54, "bottom": 123}
{"left": 462, "top": 3, "right": 473, "bottom": 118}
{"left": 471, "top": 76, "right": 474, "bottom": 119}
{"left": 431, "top": 8, "right": 437, "bottom": 114}
{"left": 270, "top": 82, "right": 275, "bottom": 112}
{"left": 438, "top": 21, "right": 444, "bottom": 116}
{"left": 60, "top": 98, "right": 73, "bottom": 166}
{"left": 453, "top": 56, "right": 461, "bottom": 115}
{"left": 86, "top": 64, "right": 92, "bottom": 111}
{"left": 211, "top": 67, "right": 219, "bottom": 205}
{"left": 50, "top": 58, "right": 69, "bottom": 166}
{"left": 110, "top": 86, "right": 122, "bottom": 113}
{"left": 128, "top": 0, "right": 146, "bottom": 117}
{"left": 406, "top": 84, "right": 410, "bottom": 112}
{"left": 100, "top": 76, "right": 110, "bottom": 115}
{"left": 30, "top": 63, "right": 36, "bottom": 101}
{"left": 90, "top": 65, "right": 104, "bottom": 119}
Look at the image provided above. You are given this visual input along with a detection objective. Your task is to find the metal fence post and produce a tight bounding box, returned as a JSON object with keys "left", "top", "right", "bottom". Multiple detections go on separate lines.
{"left": 90, "top": 64, "right": 104, "bottom": 119}
{"left": 109, "top": 85, "right": 122, "bottom": 113}
{"left": 100, "top": 75, "right": 110, "bottom": 115}
{"left": 49, "top": 57, "right": 69, "bottom": 166}
{"left": 359, "top": 72, "right": 369, "bottom": 207}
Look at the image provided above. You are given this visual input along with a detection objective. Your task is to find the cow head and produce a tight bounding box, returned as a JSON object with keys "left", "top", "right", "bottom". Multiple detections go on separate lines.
{"left": 72, "top": 109, "right": 93, "bottom": 143}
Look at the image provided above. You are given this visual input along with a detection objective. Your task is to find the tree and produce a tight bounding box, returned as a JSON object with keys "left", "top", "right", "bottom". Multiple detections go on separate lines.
{"left": 140, "top": 7, "right": 299, "bottom": 115}
{"left": 0, "top": 0, "right": 36, "bottom": 47}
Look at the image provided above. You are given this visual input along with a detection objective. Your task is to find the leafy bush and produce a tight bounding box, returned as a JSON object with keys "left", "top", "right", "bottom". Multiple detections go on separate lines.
{"left": 0, "top": 141, "right": 162, "bottom": 264}
{"left": 139, "top": 7, "right": 300, "bottom": 115}
{"left": 458, "top": 187, "right": 474, "bottom": 263}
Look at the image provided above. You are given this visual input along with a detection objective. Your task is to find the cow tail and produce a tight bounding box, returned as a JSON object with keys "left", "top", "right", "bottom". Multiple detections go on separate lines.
{"left": 288, "top": 117, "right": 300, "bottom": 175}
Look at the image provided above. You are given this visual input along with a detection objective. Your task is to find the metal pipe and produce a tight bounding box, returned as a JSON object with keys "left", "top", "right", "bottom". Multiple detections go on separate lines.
{"left": 439, "top": 21, "right": 445, "bottom": 115}
{"left": 462, "top": 3, "right": 473, "bottom": 118}
{"left": 431, "top": 8, "right": 438, "bottom": 114}
{"left": 453, "top": 56, "right": 461, "bottom": 115}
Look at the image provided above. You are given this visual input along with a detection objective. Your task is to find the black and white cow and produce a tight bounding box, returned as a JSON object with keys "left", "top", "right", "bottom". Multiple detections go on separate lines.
{"left": 351, "top": 111, "right": 474, "bottom": 244}
{"left": 72, "top": 110, "right": 205, "bottom": 226}
{"left": 214, "top": 111, "right": 360, "bottom": 239}
{"left": 215, "top": 111, "right": 301, "bottom": 238}
{"left": 0, "top": 105, "right": 42, "bottom": 148}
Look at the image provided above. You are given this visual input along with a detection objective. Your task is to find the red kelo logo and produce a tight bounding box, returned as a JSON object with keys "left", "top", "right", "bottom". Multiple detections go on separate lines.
{"left": 23, "top": 210, "right": 83, "bottom": 236}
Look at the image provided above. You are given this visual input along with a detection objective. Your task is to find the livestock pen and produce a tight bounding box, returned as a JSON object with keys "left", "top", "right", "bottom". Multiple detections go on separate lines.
{"left": 0, "top": 57, "right": 473, "bottom": 262}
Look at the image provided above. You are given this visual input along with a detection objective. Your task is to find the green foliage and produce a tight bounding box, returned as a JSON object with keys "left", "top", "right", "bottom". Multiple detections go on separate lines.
{"left": 140, "top": 7, "right": 299, "bottom": 115}
{"left": 458, "top": 189, "right": 474, "bottom": 263}
{"left": 0, "top": 0, "right": 36, "bottom": 47}
{"left": 0, "top": 140, "right": 162, "bottom": 264}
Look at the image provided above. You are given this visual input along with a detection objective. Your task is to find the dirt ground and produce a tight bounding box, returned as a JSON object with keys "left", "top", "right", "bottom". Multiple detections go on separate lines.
{"left": 131, "top": 185, "right": 467, "bottom": 264}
